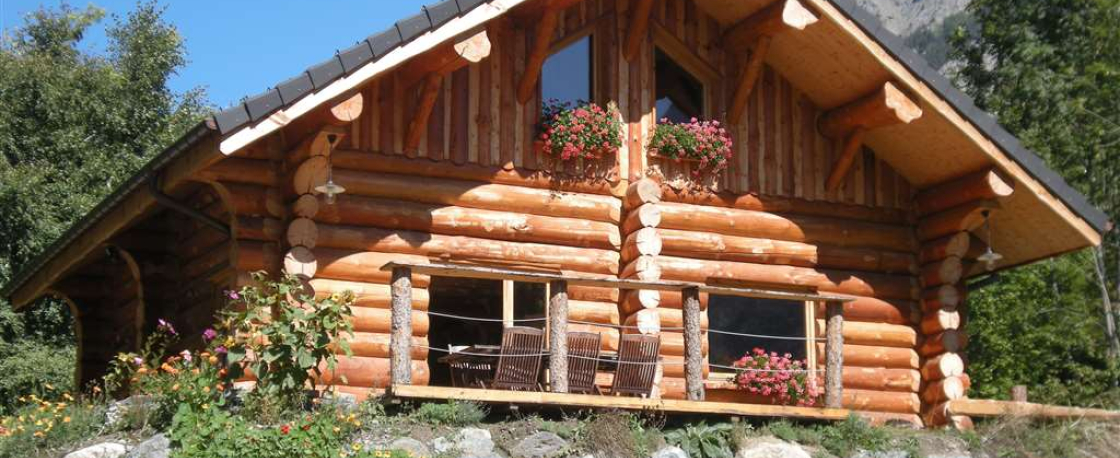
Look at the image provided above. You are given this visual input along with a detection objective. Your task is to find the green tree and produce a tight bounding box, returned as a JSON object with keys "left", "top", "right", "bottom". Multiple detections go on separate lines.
{"left": 950, "top": 0, "right": 1120, "bottom": 403}
{"left": 0, "top": 2, "right": 209, "bottom": 412}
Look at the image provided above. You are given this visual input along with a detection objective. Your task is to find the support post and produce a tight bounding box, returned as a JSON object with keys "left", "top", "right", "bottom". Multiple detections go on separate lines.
{"left": 549, "top": 280, "right": 569, "bottom": 393}
{"left": 824, "top": 300, "right": 844, "bottom": 408}
{"left": 682, "top": 286, "right": 705, "bottom": 401}
{"left": 1011, "top": 385, "right": 1028, "bottom": 402}
{"left": 390, "top": 266, "right": 413, "bottom": 386}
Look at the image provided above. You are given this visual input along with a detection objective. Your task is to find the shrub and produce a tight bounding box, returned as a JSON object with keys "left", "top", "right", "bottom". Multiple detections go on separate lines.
{"left": 0, "top": 392, "right": 105, "bottom": 458}
{"left": 0, "top": 341, "right": 75, "bottom": 415}
{"left": 817, "top": 415, "right": 893, "bottom": 457}
{"left": 664, "top": 422, "right": 734, "bottom": 458}
{"left": 647, "top": 117, "right": 732, "bottom": 175}
{"left": 579, "top": 412, "right": 663, "bottom": 458}
{"left": 409, "top": 400, "right": 488, "bottom": 426}
{"left": 168, "top": 402, "right": 367, "bottom": 458}
{"left": 731, "top": 348, "right": 821, "bottom": 406}
{"left": 538, "top": 100, "right": 622, "bottom": 162}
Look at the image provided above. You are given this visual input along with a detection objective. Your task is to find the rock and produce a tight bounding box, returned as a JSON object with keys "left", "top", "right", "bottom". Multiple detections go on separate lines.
{"left": 317, "top": 391, "right": 359, "bottom": 411}
{"left": 65, "top": 442, "right": 128, "bottom": 458}
{"left": 651, "top": 446, "right": 689, "bottom": 458}
{"left": 510, "top": 432, "right": 569, "bottom": 458}
{"left": 126, "top": 434, "right": 169, "bottom": 458}
{"left": 433, "top": 437, "right": 454, "bottom": 454}
{"left": 852, "top": 451, "right": 909, "bottom": 458}
{"left": 390, "top": 437, "right": 433, "bottom": 458}
{"left": 736, "top": 436, "right": 811, "bottom": 458}
{"left": 105, "top": 396, "right": 154, "bottom": 427}
{"left": 455, "top": 428, "right": 498, "bottom": 458}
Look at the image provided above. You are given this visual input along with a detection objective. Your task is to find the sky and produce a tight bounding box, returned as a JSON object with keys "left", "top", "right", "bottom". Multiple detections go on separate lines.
{"left": 0, "top": 0, "right": 429, "bottom": 108}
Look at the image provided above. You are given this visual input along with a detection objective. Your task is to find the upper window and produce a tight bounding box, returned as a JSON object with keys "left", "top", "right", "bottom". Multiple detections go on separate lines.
{"left": 655, "top": 48, "right": 705, "bottom": 123}
{"left": 541, "top": 35, "right": 593, "bottom": 105}
{"left": 707, "top": 296, "right": 811, "bottom": 372}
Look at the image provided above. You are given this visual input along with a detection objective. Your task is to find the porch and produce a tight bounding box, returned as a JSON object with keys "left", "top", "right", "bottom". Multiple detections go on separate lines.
{"left": 379, "top": 260, "right": 854, "bottom": 420}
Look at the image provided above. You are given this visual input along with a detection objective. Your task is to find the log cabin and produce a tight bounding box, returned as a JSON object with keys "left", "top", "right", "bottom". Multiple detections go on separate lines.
{"left": 2, "top": 0, "right": 1112, "bottom": 429}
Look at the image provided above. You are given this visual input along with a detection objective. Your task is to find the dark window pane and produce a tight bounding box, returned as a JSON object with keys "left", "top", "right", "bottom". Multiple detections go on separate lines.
{"left": 514, "top": 282, "right": 547, "bottom": 330}
{"left": 708, "top": 296, "right": 807, "bottom": 372}
{"left": 542, "top": 36, "right": 592, "bottom": 105}
{"left": 655, "top": 48, "right": 705, "bottom": 123}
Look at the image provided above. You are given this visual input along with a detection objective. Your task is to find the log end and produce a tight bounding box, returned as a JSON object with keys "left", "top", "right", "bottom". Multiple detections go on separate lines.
{"left": 781, "top": 0, "right": 820, "bottom": 30}
{"left": 883, "top": 82, "right": 923, "bottom": 124}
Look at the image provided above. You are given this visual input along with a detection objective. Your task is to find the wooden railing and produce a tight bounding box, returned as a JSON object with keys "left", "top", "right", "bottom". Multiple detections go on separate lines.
{"left": 381, "top": 260, "right": 854, "bottom": 407}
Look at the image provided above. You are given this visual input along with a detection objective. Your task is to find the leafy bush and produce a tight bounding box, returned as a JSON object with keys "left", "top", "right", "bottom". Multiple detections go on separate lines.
{"left": 579, "top": 412, "right": 663, "bottom": 458}
{"left": 816, "top": 416, "right": 897, "bottom": 457}
{"left": 647, "top": 117, "right": 733, "bottom": 175}
{"left": 169, "top": 403, "right": 367, "bottom": 458}
{"left": 665, "top": 422, "right": 734, "bottom": 458}
{"left": 731, "top": 348, "right": 821, "bottom": 406}
{"left": 538, "top": 100, "right": 622, "bottom": 162}
{"left": 0, "top": 392, "right": 105, "bottom": 458}
{"left": 409, "top": 400, "right": 488, "bottom": 426}
{"left": 0, "top": 340, "right": 75, "bottom": 415}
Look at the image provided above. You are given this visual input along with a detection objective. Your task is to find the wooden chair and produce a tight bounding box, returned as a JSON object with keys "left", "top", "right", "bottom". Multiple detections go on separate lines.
{"left": 566, "top": 331, "right": 603, "bottom": 394}
{"left": 610, "top": 333, "right": 661, "bottom": 397}
{"left": 488, "top": 326, "right": 545, "bottom": 391}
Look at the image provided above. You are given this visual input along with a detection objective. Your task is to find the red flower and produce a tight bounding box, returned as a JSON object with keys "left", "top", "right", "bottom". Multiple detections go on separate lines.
{"left": 280, "top": 424, "right": 291, "bottom": 435}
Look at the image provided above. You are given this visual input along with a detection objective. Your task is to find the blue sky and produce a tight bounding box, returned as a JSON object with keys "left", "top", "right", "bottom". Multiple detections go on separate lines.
{"left": 0, "top": 0, "right": 429, "bottom": 108}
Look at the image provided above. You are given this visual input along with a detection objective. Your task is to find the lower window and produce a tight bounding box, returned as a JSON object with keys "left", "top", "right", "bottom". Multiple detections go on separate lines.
{"left": 707, "top": 295, "right": 815, "bottom": 374}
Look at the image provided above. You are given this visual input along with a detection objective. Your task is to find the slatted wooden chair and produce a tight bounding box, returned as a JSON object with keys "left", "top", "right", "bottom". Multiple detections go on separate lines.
{"left": 487, "top": 326, "right": 545, "bottom": 391}
{"left": 566, "top": 331, "right": 603, "bottom": 394}
{"left": 610, "top": 333, "right": 661, "bottom": 397}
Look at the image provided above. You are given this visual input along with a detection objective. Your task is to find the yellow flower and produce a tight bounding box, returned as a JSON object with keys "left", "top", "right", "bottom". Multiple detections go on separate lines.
{"left": 201, "top": 404, "right": 209, "bottom": 410}
{"left": 62, "top": 417, "right": 70, "bottom": 423}
{"left": 171, "top": 384, "right": 180, "bottom": 391}
{"left": 352, "top": 444, "right": 361, "bottom": 451}
{"left": 33, "top": 431, "right": 44, "bottom": 437}
{"left": 333, "top": 426, "right": 341, "bottom": 433}
{"left": 56, "top": 402, "right": 66, "bottom": 408}
{"left": 203, "top": 386, "right": 210, "bottom": 393}
{"left": 63, "top": 393, "right": 73, "bottom": 401}
{"left": 44, "top": 384, "right": 54, "bottom": 390}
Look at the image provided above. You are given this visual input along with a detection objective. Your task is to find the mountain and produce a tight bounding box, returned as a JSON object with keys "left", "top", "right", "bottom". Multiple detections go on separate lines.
{"left": 855, "top": 0, "right": 971, "bottom": 71}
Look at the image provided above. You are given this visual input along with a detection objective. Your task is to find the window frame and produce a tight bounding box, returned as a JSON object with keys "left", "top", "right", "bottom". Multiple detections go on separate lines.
{"left": 705, "top": 298, "right": 818, "bottom": 381}
{"left": 651, "top": 23, "right": 721, "bottom": 122}
{"left": 540, "top": 27, "right": 597, "bottom": 106}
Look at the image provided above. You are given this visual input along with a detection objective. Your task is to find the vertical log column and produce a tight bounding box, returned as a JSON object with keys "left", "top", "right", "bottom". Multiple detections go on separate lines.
{"left": 681, "top": 286, "right": 704, "bottom": 401}
{"left": 549, "top": 280, "right": 569, "bottom": 393}
{"left": 619, "top": 178, "right": 665, "bottom": 396}
{"left": 823, "top": 300, "right": 844, "bottom": 408}
{"left": 390, "top": 267, "right": 414, "bottom": 386}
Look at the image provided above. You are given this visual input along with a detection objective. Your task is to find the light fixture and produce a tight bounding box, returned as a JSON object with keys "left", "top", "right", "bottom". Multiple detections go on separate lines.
{"left": 314, "top": 134, "right": 346, "bottom": 204}
{"left": 976, "top": 210, "right": 1003, "bottom": 271}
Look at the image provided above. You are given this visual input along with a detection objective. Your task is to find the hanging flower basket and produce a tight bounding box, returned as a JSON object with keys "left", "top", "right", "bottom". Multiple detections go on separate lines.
{"left": 731, "top": 348, "right": 822, "bottom": 407}
{"left": 647, "top": 117, "right": 732, "bottom": 176}
{"left": 537, "top": 100, "right": 622, "bottom": 162}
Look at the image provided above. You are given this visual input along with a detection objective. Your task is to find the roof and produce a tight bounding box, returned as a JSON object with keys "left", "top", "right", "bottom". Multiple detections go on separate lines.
{"left": 2, "top": 0, "right": 1112, "bottom": 306}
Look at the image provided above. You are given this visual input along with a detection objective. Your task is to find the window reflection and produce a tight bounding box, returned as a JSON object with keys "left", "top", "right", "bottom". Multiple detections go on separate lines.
{"left": 542, "top": 35, "right": 593, "bottom": 105}
{"left": 655, "top": 48, "right": 705, "bottom": 123}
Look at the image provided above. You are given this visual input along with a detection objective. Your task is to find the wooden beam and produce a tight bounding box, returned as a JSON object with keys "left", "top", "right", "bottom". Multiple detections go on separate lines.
{"left": 623, "top": 0, "right": 656, "bottom": 61}
{"left": 946, "top": 399, "right": 1120, "bottom": 420}
{"left": 390, "top": 384, "right": 851, "bottom": 420}
{"left": 390, "top": 267, "right": 413, "bottom": 386}
{"left": 398, "top": 29, "right": 493, "bottom": 85}
{"left": 405, "top": 74, "right": 444, "bottom": 153}
{"left": 548, "top": 280, "right": 569, "bottom": 393}
{"left": 727, "top": 36, "right": 772, "bottom": 126}
{"left": 917, "top": 200, "right": 999, "bottom": 242}
{"left": 824, "top": 300, "right": 844, "bottom": 408}
{"left": 723, "top": 0, "right": 819, "bottom": 52}
{"left": 825, "top": 127, "right": 867, "bottom": 192}
{"left": 915, "top": 169, "right": 1015, "bottom": 217}
{"left": 818, "top": 81, "right": 923, "bottom": 139}
{"left": 682, "top": 286, "right": 704, "bottom": 401}
{"left": 516, "top": 4, "right": 562, "bottom": 103}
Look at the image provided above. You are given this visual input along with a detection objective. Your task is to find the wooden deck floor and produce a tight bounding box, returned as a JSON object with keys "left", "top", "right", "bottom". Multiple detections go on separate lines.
{"left": 389, "top": 385, "right": 851, "bottom": 420}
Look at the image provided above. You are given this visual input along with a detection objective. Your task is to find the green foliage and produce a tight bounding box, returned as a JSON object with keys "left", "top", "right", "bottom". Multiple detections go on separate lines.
{"left": 168, "top": 403, "right": 367, "bottom": 458}
{"left": 579, "top": 412, "right": 664, "bottom": 458}
{"left": 756, "top": 416, "right": 916, "bottom": 458}
{"left": 0, "top": 340, "right": 75, "bottom": 415}
{"left": 973, "top": 417, "right": 1120, "bottom": 458}
{"left": 0, "top": 393, "right": 106, "bottom": 458}
{"left": 664, "top": 422, "right": 734, "bottom": 458}
{"left": 219, "top": 272, "right": 356, "bottom": 413}
{"left": 409, "top": 400, "right": 488, "bottom": 426}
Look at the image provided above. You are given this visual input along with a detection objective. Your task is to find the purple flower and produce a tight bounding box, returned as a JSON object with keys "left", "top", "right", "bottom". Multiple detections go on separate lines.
{"left": 202, "top": 328, "right": 217, "bottom": 341}
{"left": 214, "top": 346, "right": 227, "bottom": 355}
{"left": 180, "top": 350, "right": 192, "bottom": 362}
{"left": 133, "top": 357, "right": 144, "bottom": 366}
{"left": 157, "top": 319, "right": 177, "bottom": 335}
{"left": 227, "top": 290, "right": 240, "bottom": 300}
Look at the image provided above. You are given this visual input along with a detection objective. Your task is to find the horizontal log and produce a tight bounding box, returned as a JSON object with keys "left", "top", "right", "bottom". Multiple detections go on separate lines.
{"left": 621, "top": 256, "right": 662, "bottom": 281}
{"left": 331, "top": 150, "right": 620, "bottom": 196}
{"left": 199, "top": 158, "right": 277, "bottom": 187}
{"left": 569, "top": 300, "right": 621, "bottom": 326}
{"left": 661, "top": 186, "right": 910, "bottom": 225}
{"left": 817, "top": 343, "right": 919, "bottom": 369}
{"left": 622, "top": 308, "right": 661, "bottom": 335}
{"left": 621, "top": 204, "right": 662, "bottom": 235}
{"left": 620, "top": 289, "right": 665, "bottom": 314}
{"left": 316, "top": 224, "right": 620, "bottom": 276}
{"left": 921, "top": 284, "right": 965, "bottom": 313}
{"left": 919, "top": 330, "right": 967, "bottom": 356}
{"left": 351, "top": 307, "right": 429, "bottom": 336}
{"left": 624, "top": 307, "right": 709, "bottom": 330}
{"left": 916, "top": 169, "right": 1014, "bottom": 217}
{"left": 840, "top": 367, "right": 921, "bottom": 393}
{"left": 224, "top": 182, "right": 285, "bottom": 218}
{"left": 182, "top": 242, "right": 231, "bottom": 279}
{"left": 920, "top": 256, "right": 962, "bottom": 287}
{"left": 922, "top": 376, "right": 966, "bottom": 404}
{"left": 944, "top": 399, "right": 1120, "bottom": 421}
{"left": 661, "top": 355, "right": 710, "bottom": 378}
{"left": 625, "top": 178, "right": 662, "bottom": 209}
{"left": 657, "top": 201, "right": 916, "bottom": 252}
{"left": 919, "top": 232, "right": 970, "bottom": 264}
{"left": 308, "top": 278, "right": 430, "bottom": 310}
{"left": 925, "top": 403, "right": 974, "bottom": 429}
{"left": 815, "top": 320, "right": 917, "bottom": 348}
{"left": 658, "top": 228, "right": 917, "bottom": 274}
{"left": 313, "top": 249, "right": 432, "bottom": 287}
{"left": 723, "top": 0, "right": 818, "bottom": 51}
{"left": 917, "top": 200, "right": 997, "bottom": 242}
{"left": 842, "top": 388, "right": 921, "bottom": 414}
{"left": 655, "top": 255, "right": 919, "bottom": 301}
{"left": 343, "top": 333, "right": 428, "bottom": 359}
{"left": 237, "top": 216, "right": 283, "bottom": 242}
{"left": 818, "top": 82, "right": 923, "bottom": 138}
{"left": 856, "top": 411, "right": 923, "bottom": 428}
{"left": 815, "top": 297, "right": 919, "bottom": 326}
{"left": 622, "top": 228, "right": 663, "bottom": 261}
{"left": 398, "top": 29, "right": 491, "bottom": 85}
{"left": 920, "top": 353, "right": 965, "bottom": 381}
{"left": 920, "top": 309, "right": 961, "bottom": 334}
{"left": 657, "top": 331, "right": 710, "bottom": 357}
{"left": 568, "top": 285, "right": 619, "bottom": 303}
{"left": 316, "top": 194, "right": 621, "bottom": 252}
{"left": 567, "top": 323, "right": 620, "bottom": 351}
{"left": 316, "top": 356, "right": 429, "bottom": 388}
{"left": 332, "top": 169, "right": 621, "bottom": 224}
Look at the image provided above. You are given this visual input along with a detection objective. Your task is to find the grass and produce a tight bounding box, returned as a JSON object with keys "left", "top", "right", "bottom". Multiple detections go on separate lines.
{"left": 754, "top": 416, "right": 917, "bottom": 458}
{"left": 408, "top": 400, "right": 489, "bottom": 426}
{"left": 971, "top": 417, "right": 1120, "bottom": 458}
{"left": 0, "top": 400, "right": 108, "bottom": 458}
{"left": 578, "top": 412, "right": 664, "bottom": 458}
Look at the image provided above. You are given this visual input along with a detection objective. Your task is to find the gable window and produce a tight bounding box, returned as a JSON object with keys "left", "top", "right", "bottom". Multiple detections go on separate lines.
{"left": 541, "top": 35, "right": 593, "bottom": 105}
{"left": 655, "top": 48, "right": 705, "bottom": 123}
{"left": 707, "top": 296, "right": 814, "bottom": 373}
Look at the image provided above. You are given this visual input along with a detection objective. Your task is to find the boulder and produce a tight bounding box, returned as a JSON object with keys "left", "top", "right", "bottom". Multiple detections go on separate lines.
{"left": 65, "top": 442, "right": 128, "bottom": 458}
{"left": 454, "top": 428, "right": 501, "bottom": 458}
{"left": 651, "top": 446, "right": 689, "bottom": 458}
{"left": 390, "top": 437, "right": 433, "bottom": 458}
{"left": 853, "top": 452, "right": 909, "bottom": 458}
{"left": 126, "top": 434, "right": 169, "bottom": 458}
{"left": 735, "top": 436, "right": 811, "bottom": 458}
{"left": 510, "top": 432, "right": 569, "bottom": 458}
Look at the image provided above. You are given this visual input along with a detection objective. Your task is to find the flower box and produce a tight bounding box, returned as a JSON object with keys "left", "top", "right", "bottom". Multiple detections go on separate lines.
{"left": 647, "top": 117, "right": 733, "bottom": 176}
{"left": 537, "top": 100, "right": 622, "bottom": 163}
